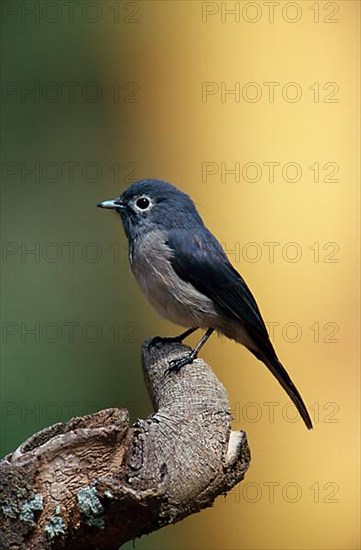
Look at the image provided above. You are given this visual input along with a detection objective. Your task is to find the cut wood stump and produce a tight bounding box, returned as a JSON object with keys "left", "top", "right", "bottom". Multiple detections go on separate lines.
{"left": 0, "top": 337, "right": 251, "bottom": 549}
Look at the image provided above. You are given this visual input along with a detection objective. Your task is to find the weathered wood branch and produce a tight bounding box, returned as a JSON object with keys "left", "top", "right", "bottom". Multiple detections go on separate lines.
{"left": 0, "top": 337, "right": 251, "bottom": 549}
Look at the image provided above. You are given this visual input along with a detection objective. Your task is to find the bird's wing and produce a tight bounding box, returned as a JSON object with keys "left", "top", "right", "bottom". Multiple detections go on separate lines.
{"left": 167, "top": 228, "right": 313, "bottom": 430}
{"left": 166, "top": 228, "right": 273, "bottom": 357}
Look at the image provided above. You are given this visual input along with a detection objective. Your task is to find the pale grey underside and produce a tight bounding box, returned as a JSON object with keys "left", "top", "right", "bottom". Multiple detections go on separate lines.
{"left": 129, "top": 230, "right": 252, "bottom": 347}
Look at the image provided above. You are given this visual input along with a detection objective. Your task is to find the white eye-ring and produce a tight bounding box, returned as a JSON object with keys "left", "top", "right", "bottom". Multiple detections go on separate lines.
{"left": 134, "top": 196, "right": 152, "bottom": 212}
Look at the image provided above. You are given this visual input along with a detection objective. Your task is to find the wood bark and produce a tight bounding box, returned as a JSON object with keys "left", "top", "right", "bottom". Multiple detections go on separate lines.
{"left": 0, "top": 337, "right": 251, "bottom": 549}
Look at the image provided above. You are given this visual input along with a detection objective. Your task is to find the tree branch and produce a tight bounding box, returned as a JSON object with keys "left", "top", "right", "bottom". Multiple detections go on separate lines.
{"left": 0, "top": 337, "right": 251, "bottom": 549}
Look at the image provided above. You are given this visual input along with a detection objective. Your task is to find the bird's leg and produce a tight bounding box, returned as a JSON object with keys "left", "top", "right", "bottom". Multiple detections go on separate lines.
{"left": 166, "top": 328, "right": 215, "bottom": 374}
{"left": 152, "top": 327, "right": 198, "bottom": 347}
{"left": 173, "top": 327, "right": 198, "bottom": 342}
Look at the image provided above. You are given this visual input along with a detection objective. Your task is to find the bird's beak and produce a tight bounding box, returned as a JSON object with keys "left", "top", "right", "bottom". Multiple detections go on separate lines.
{"left": 97, "top": 198, "right": 125, "bottom": 210}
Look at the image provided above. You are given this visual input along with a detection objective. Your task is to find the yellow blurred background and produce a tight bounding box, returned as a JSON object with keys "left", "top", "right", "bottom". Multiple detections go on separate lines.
{"left": 1, "top": 1, "right": 359, "bottom": 549}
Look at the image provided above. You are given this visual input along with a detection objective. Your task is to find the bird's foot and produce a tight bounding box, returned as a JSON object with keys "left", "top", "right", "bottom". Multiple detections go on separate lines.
{"left": 151, "top": 335, "right": 176, "bottom": 348}
{"left": 152, "top": 328, "right": 197, "bottom": 349}
{"left": 166, "top": 350, "right": 197, "bottom": 375}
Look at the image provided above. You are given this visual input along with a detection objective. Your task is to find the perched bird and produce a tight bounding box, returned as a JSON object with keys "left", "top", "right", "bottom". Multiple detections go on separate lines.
{"left": 98, "top": 179, "right": 313, "bottom": 429}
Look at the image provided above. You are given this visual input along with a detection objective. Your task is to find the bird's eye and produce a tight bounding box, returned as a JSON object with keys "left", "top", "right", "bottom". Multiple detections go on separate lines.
{"left": 135, "top": 197, "right": 151, "bottom": 210}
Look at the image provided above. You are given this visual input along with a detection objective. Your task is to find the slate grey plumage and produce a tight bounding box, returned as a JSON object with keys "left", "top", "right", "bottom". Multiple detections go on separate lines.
{"left": 98, "top": 179, "right": 313, "bottom": 430}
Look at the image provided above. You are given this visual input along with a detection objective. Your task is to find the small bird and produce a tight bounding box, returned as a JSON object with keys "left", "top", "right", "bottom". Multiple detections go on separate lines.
{"left": 98, "top": 179, "right": 313, "bottom": 430}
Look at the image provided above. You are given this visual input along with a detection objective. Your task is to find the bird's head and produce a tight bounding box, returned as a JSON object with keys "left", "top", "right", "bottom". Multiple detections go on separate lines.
{"left": 97, "top": 179, "right": 203, "bottom": 240}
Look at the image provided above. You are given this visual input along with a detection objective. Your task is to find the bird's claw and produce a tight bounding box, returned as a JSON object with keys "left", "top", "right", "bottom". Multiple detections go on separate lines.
{"left": 152, "top": 334, "right": 189, "bottom": 349}
{"left": 151, "top": 336, "right": 173, "bottom": 348}
{"left": 165, "top": 352, "right": 195, "bottom": 375}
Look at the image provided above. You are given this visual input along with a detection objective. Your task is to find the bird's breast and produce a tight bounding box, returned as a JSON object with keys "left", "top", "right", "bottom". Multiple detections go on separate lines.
{"left": 129, "top": 231, "right": 219, "bottom": 328}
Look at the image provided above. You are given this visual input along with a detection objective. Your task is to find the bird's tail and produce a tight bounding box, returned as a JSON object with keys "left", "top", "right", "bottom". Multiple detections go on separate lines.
{"left": 259, "top": 353, "right": 313, "bottom": 430}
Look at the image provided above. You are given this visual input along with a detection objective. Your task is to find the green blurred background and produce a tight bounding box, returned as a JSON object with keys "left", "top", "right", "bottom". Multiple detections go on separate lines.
{"left": 1, "top": 1, "right": 359, "bottom": 549}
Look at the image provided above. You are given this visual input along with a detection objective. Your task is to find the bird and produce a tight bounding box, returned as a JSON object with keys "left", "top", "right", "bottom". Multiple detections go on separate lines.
{"left": 98, "top": 179, "right": 313, "bottom": 430}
